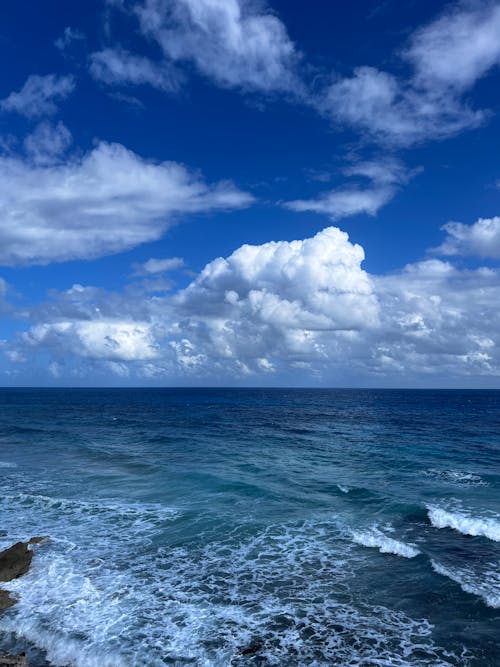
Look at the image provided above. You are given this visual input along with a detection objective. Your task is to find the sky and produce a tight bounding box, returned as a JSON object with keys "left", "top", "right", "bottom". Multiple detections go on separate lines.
{"left": 0, "top": 0, "right": 500, "bottom": 387}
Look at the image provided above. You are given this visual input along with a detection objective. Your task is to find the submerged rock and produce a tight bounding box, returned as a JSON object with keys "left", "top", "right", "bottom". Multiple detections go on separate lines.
{"left": 0, "top": 653, "right": 30, "bottom": 666}
{"left": 0, "top": 590, "right": 17, "bottom": 610}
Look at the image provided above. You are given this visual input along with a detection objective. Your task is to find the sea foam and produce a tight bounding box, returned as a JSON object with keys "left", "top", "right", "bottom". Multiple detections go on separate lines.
{"left": 427, "top": 506, "right": 500, "bottom": 542}
{"left": 431, "top": 560, "right": 500, "bottom": 609}
{"left": 350, "top": 527, "right": 420, "bottom": 558}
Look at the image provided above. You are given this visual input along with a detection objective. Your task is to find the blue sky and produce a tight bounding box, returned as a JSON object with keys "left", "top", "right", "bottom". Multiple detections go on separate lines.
{"left": 1, "top": 0, "right": 500, "bottom": 386}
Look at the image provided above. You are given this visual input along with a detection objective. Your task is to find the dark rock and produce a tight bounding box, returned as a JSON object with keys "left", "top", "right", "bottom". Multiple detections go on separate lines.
{"left": 0, "top": 589, "right": 17, "bottom": 610}
{"left": 0, "top": 653, "right": 29, "bottom": 666}
{"left": 0, "top": 543, "right": 32, "bottom": 583}
{"left": 27, "top": 537, "right": 47, "bottom": 546}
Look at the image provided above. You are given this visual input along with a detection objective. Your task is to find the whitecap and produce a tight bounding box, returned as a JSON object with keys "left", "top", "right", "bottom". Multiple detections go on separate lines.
{"left": 431, "top": 560, "right": 500, "bottom": 609}
{"left": 427, "top": 506, "right": 500, "bottom": 542}
{"left": 350, "top": 527, "right": 420, "bottom": 558}
{"left": 0, "top": 461, "right": 17, "bottom": 469}
{"left": 423, "top": 469, "right": 488, "bottom": 487}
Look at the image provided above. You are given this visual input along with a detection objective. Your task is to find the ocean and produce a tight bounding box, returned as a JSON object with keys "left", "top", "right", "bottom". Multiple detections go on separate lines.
{"left": 0, "top": 388, "right": 498, "bottom": 666}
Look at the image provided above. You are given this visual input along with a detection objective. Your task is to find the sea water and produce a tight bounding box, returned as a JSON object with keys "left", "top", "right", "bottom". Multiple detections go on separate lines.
{"left": 0, "top": 388, "right": 498, "bottom": 666}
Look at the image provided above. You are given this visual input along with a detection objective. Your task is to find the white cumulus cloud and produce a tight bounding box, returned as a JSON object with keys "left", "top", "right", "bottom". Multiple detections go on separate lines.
{"left": 23, "top": 320, "right": 159, "bottom": 362}
{"left": 434, "top": 216, "right": 500, "bottom": 258}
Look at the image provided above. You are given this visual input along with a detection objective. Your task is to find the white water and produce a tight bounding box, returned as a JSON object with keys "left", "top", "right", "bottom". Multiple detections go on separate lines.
{"left": 350, "top": 527, "right": 420, "bottom": 558}
{"left": 431, "top": 560, "right": 500, "bottom": 609}
{"left": 427, "top": 506, "right": 500, "bottom": 542}
{"left": 0, "top": 493, "right": 459, "bottom": 667}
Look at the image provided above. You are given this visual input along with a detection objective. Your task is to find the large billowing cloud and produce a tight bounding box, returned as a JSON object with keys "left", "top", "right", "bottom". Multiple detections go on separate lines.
{"left": 323, "top": 1, "right": 500, "bottom": 146}
{"left": 10, "top": 222, "right": 500, "bottom": 384}
{"left": 0, "top": 141, "right": 253, "bottom": 266}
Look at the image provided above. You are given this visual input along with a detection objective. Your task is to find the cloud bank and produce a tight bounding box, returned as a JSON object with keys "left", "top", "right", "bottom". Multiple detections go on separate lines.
{"left": 9, "top": 221, "right": 500, "bottom": 384}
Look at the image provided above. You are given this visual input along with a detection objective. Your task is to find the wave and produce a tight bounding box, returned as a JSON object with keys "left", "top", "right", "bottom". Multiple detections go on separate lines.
{"left": 423, "top": 469, "right": 488, "bottom": 487}
{"left": 350, "top": 527, "right": 420, "bottom": 558}
{"left": 431, "top": 560, "right": 500, "bottom": 609}
{"left": 0, "top": 461, "right": 17, "bottom": 468}
{"left": 427, "top": 506, "right": 500, "bottom": 542}
{"left": 0, "top": 519, "right": 460, "bottom": 667}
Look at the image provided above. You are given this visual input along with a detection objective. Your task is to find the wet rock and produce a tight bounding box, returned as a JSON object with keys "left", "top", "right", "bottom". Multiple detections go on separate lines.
{"left": 27, "top": 537, "right": 47, "bottom": 546}
{"left": 0, "top": 543, "right": 32, "bottom": 583}
{"left": 0, "top": 589, "right": 17, "bottom": 610}
{"left": 0, "top": 653, "right": 30, "bottom": 666}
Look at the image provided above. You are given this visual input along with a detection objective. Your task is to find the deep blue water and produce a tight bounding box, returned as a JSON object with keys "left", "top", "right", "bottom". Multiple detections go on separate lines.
{"left": 0, "top": 388, "right": 498, "bottom": 666}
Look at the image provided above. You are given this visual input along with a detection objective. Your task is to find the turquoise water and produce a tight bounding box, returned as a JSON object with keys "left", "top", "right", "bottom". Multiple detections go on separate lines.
{"left": 0, "top": 388, "right": 498, "bottom": 666}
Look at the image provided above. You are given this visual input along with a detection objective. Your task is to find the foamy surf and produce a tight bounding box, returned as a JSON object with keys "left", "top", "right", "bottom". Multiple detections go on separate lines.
{"left": 427, "top": 506, "right": 500, "bottom": 542}
{"left": 0, "top": 520, "right": 461, "bottom": 667}
{"left": 350, "top": 527, "right": 420, "bottom": 558}
{"left": 431, "top": 560, "right": 500, "bottom": 609}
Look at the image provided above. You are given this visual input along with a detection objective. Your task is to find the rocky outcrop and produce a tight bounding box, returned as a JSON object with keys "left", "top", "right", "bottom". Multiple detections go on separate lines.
{"left": 0, "top": 538, "right": 46, "bottom": 584}
{"left": 0, "top": 543, "right": 33, "bottom": 583}
{"left": 0, "top": 539, "right": 47, "bottom": 667}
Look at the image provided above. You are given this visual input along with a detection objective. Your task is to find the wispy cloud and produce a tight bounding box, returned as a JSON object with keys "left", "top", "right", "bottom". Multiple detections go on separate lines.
{"left": 284, "top": 158, "right": 416, "bottom": 220}
{"left": 0, "top": 74, "right": 75, "bottom": 118}
{"left": 322, "top": 1, "right": 500, "bottom": 146}
{"left": 90, "top": 48, "right": 182, "bottom": 91}
{"left": 100, "top": 0, "right": 302, "bottom": 95}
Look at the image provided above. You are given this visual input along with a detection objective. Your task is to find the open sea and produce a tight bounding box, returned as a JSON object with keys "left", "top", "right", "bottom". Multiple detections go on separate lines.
{"left": 0, "top": 388, "right": 498, "bottom": 666}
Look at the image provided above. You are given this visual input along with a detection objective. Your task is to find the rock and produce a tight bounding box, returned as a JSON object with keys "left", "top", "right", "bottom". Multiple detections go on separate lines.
{"left": 0, "top": 653, "right": 29, "bottom": 666}
{"left": 0, "top": 543, "right": 32, "bottom": 583}
{"left": 0, "top": 589, "right": 17, "bottom": 610}
{"left": 27, "top": 537, "right": 47, "bottom": 546}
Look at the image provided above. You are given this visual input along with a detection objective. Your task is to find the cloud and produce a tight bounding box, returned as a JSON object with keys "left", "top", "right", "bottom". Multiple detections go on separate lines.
{"left": 405, "top": 0, "right": 500, "bottom": 91}
{"left": 23, "top": 320, "right": 159, "bottom": 362}
{"left": 133, "top": 0, "right": 301, "bottom": 93}
{"left": 8, "top": 223, "right": 500, "bottom": 383}
{"left": 284, "top": 159, "right": 415, "bottom": 220}
{"left": 434, "top": 216, "right": 500, "bottom": 258}
{"left": 55, "top": 27, "right": 86, "bottom": 52}
{"left": 0, "top": 74, "right": 75, "bottom": 118}
{"left": 89, "top": 48, "right": 181, "bottom": 91}
{"left": 371, "top": 258, "right": 500, "bottom": 377}
{"left": 324, "top": 66, "right": 483, "bottom": 148}
{"left": 322, "top": 1, "right": 500, "bottom": 146}
{"left": 133, "top": 257, "right": 185, "bottom": 275}
{"left": 0, "top": 141, "right": 253, "bottom": 266}
{"left": 23, "top": 121, "right": 72, "bottom": 165}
